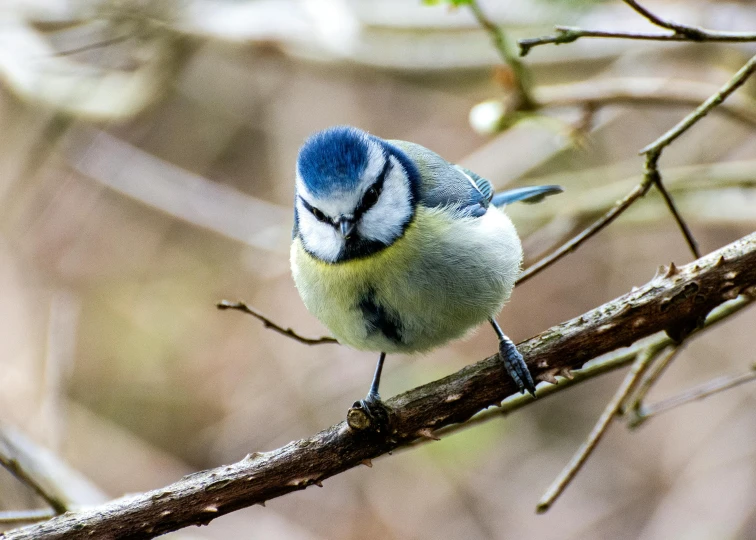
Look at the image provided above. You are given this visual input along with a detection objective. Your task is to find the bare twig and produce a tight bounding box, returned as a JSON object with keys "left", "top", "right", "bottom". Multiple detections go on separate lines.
{"left": 467, "top": 0, "right": 536, "bottom": 109}
{"left": 536, "top": 346, "right": 661, "bottom": 513}
{"left": 4, "top": 233, "right": 756, "bottom": 540}
{"left": 623, "top": 346, "right": 683, "bottom": 417}
{"left": 621, "top": 0, "right": 708, "bottom": 38}
{"left": 0, "top": 510, "right": 56, "bottom": 525}
{"left": 517, "top": 181, "right": 650, "bottom": 285}
{"left": 0, "top": 450, "right": 67, "bottom": 515}
{"left": 216, "top": 300, "right": 338, "bottom": 345}
{"left": 639, "top": 54, "right": 756, "bottom": 155}
{"left": 629, "top": 365, "right": 756, "bottom": 428}
{"left": 518, "top": 0, "right": 756, "bottom": 57}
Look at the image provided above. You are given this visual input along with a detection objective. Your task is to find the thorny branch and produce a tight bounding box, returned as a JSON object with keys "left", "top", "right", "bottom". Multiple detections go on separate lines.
{"left": 4, "top": 232, "right": 756, "bottom": 540}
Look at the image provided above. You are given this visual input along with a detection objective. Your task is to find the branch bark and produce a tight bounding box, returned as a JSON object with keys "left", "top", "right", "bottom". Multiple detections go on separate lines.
{"left": 4, "top": 233, "right": 756, "bottom": 540}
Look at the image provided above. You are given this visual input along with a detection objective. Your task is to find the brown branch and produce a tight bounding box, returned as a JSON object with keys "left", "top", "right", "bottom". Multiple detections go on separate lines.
{"left": 216, "top": 300, "right": 338, "bottom": 345}
{"left": 412, "top": 293, "right": 755, "bottom": 447}
{"left": 4, "top": 233, "right": 756, "bottom": 540}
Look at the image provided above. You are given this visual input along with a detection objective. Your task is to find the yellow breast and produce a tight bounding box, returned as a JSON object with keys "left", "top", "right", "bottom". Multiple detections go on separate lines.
{"left": 290, "top": 206, "right": 522, "bottom": 353}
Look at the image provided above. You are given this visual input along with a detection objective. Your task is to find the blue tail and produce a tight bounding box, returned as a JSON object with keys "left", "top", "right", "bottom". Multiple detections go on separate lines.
{"left": 491, "top": 185, "right": 563, "bottom": 207}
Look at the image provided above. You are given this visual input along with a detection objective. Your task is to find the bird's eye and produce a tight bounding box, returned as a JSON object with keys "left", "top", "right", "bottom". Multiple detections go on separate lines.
{"left": 361, "top": 186, "right": 380, "bottom": 210}
{"left": 310, "top": 206, "right": 328, "bottom": 222}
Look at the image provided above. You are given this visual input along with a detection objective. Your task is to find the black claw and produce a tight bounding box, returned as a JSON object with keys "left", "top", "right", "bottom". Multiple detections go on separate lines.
{"left": 498, "top": 337, "right": 537, "bottom": 397}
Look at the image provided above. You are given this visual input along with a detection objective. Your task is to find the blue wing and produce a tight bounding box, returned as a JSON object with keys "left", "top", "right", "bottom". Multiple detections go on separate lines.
{"left": 387, "top": 140, "right": 562, "bottom": 217}
{"left": 490, "top": 185, "right": 563, "bottom": 207}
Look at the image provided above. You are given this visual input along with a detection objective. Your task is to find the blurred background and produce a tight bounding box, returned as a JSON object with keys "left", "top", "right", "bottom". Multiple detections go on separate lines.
{"left": 1, "top": 0, "right": 755, "bottom": 538}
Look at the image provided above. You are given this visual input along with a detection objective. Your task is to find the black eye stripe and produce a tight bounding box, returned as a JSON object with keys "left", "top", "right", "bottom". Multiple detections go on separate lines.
{"left": 355, "top": 157, "right": 391, "bottom": 218}
{"left": 299, "top": 196, "right": 329, "bottom": 223}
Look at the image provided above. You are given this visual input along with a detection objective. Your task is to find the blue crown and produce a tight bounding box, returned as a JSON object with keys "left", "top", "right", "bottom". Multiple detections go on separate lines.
{"left": 297, "top": 126, "right": 372, "bottom": 197}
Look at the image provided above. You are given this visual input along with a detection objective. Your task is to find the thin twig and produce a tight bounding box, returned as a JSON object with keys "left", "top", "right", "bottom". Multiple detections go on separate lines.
{"left": 216, "top": 300, "right": 338, "bottom": 345}
{"left": 629, "top": 366, "right": 756, "bottom": 428}
{"left": 517, "top": 181, "right": 651, "bottom": 285}
{"left": 535, "top": 346, "right": 661, "bottom": 513}
{"left": 519, "top": 25, "right": 756, "bottom": 56}
{"left": 640, "top": 54, "right": 756, "bottom": 155}
{"left": 621, "top": 0, "right": 706, "bottom": 38}
{"left": 623, "top": 346, "right": 683, "bottom": 417}
{"left": 467, "top": 0, "right": 536, "bottom": 109}
{"left": 0, "top": 457, "right": 67, "bottom": 515}
{"left": 56, "top": 34, "right": 133, "bottom": 57}
{"left": 650, "top": 172, "right": 700, "bottom": 257}
{"left": 0, "top": 510, "right": 56, "bottom": 525}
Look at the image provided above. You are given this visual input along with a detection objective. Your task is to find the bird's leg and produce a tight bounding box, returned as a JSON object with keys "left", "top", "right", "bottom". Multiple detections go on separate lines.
{"left": 365, "top": 351, "right": 386, "bottom": 404}
{"left": 490, "top": 319, "right": 536, "bottom": 397}
{"left": 348, "top": 352, "right": 391, "bottom": 432}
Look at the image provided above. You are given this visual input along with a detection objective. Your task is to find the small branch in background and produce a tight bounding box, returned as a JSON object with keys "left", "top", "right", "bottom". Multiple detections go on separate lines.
{"left": 623, "top": 346, "right": 683, "bottom": 418}
{"left": 639, "top": 54, "right": 756, "bottom": 155}
{"left": 628, "top": 365, "right": 756, "bottom": 429}
{"left": 0, "top": 444, "right": 68, "bottom": 515}
{"left": 621, "top": 0, "right": 707, "bottom": 39}
{"left": 536, "top": 346, "right": 662, "bottom": 513}
{"left": 0, "top": 511, "right": 56, "bottom": 525}
{"left": 216, "top": 300, "right": 338, "bottom": 345}
{"left": 517, "top": 180, "right": 651, "bottom": 285}
{"left": 466, "top": 0, "right": 536, "bottom": 110}
{"left": 646, "top": 162, "right": 700, "bottom": 258}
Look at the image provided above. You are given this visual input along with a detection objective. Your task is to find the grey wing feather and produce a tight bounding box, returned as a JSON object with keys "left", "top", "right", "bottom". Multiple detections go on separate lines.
{"left": 389, "top": 141, "right": 489, "bottom": 217}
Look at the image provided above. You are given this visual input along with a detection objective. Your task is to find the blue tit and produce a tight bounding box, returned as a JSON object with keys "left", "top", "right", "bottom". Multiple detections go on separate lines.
{"left": 290, "top": 126, "right": 562, "bottom": 411}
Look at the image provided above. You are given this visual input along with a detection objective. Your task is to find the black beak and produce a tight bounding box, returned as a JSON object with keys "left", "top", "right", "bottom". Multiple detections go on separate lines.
{"left": 338, "top": 217, "right": 356, "bottom": 239}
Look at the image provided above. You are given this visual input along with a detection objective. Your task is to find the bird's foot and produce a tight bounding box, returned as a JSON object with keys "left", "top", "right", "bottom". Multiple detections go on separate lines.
{"left": 347, "top": 392, "right": 391, "bottom": 433}
{"left": 498, "top": 339, "right": 537, "bottom": 397}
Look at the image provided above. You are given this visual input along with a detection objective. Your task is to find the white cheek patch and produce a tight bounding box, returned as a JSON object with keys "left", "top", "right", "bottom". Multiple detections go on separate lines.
{"left": 296, "top": 198, "right": 344, "bottom": 262}
{"left": 357, "top": 156, "right": 414, "bottom": 244}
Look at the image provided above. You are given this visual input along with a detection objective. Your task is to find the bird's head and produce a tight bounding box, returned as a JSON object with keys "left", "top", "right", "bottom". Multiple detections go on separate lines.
{"left": 294, "top": 126, "right": 419, "bottom": 263}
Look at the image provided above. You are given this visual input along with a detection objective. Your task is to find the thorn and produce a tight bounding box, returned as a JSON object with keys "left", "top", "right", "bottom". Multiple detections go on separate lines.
{"left": 314, "top": 480, "right": 323, "bottom": 487}
{"left": 492, "top": 401, "right": 502, "bottom": 408}
{"left": 559, "top": 367, "right": 574, "bottom": 380}
{"left": 664, "top": 262, "right": 678, "bottom": 278}
{"left": 244, "top": 452, "right": 262, "bottom": 461}
{"left": 654, "top": 264, "right": 667, "bottom": 280}
{"left": 255, "top": 501, "right": 266, "bottom": 507}
{"left": 360, "top": 459, "right": 373, "bottom": 468}
{"left": 415, "top": 428, "right": 441, "bottom": 441}
{"left": 715, "top": 255, "right": 726, "bottom": 267}
{"left": 538, "top": 372, "right": 559, "bottom": 385}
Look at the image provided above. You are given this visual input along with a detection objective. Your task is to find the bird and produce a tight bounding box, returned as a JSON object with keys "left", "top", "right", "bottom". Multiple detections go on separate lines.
{"left": 290, "top": 126, "right": 562, "bottom": 414}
